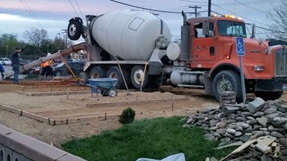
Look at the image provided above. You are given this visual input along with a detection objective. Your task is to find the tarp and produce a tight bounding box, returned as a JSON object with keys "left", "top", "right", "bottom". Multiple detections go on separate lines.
{"left": 136, "top": 153, "right": 185, "bottom": 161}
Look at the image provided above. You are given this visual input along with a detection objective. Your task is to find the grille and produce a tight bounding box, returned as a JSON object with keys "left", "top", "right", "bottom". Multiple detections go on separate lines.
{"left": 275, "top": 48, "right": 287, "bottom": 77}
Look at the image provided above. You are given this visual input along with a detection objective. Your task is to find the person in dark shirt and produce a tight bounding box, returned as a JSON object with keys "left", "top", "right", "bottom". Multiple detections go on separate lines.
{"left": 0, "top": 63, "right": 4, "bottom": 79}
{"left": 11, "top": 48, "right": 21, "bottom": 84}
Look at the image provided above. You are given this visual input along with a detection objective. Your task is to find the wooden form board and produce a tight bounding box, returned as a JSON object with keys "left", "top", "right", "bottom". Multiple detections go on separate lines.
{"left": 0, "top": 104, "right": 116, "bottom": 126}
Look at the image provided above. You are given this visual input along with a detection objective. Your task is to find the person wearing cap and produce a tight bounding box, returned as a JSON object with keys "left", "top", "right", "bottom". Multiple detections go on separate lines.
{"left": 11, "top": 48, "right": 21, "bottom": 84}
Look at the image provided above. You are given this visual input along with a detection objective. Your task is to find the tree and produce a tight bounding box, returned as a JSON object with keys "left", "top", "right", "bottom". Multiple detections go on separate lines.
{"left": 23, "top": 28, "right": 48, "bottom": 47}
{"left": 267, "top": 0, "right": 287, "bottom": 40}
{"left": 53, "top": 36, "right": 66, "bottom": 50}
{"left": 0, "top": 34, "right": 21, "bottom": 58}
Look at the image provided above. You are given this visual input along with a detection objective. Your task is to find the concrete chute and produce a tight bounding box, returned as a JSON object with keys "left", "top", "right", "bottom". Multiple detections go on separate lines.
{"left": 6, "top": 42, "right": 88, "bottom": 78}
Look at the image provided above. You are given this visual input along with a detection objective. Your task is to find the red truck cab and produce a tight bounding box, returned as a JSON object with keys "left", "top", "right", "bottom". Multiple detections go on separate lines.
{"left": 181, "top": 14, "right": 287, "bottom": 101}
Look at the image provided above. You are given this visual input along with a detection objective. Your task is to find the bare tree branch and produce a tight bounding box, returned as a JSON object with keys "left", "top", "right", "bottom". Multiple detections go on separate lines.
{"left": 23, "top": 28, "right": 48, "bottom": 47}
{"left": 267, "top": 0, "right": 287, "bottom": 39}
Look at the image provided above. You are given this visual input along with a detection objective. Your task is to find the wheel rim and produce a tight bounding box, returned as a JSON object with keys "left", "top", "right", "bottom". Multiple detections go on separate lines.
{"left": 133, "top": 69, "right": 144, "bottom": 85}
{"left": 109, "top": 89, "right": 117, "bottom": 97}
{"left": 56, "top": 71, "right": 61, "bottom": 77}
{"left": 69, "top": 24, "right": 77, "bottom": 36}
{"left": 217, "top": 78, "right": 232, "bottom": 94}
{"left": 92, "top": 73, "right": 99, "bottom": 79}
{"left": 109, "top": 72, "right": 118, "bottom": 79}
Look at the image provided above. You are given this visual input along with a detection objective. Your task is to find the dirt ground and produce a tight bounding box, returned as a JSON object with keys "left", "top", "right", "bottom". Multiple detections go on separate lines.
{"left": 0, "top": 81, "right": 283, "bottom": 149}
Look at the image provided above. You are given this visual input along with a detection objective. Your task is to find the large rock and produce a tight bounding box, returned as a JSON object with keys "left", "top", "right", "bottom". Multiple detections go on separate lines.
{"left": 274, "top": 101, "right": 287, "bottom": 113}
{"left": 264, "top": 106, "right": 277, "bottom": 115}
{"left": 256, "top": 117, "right": 268, "bottom": 127}
{"left": 247, "top": 97, "right": 266, "bottom": 113}
{"left": 185, "top": 98, "right": 287, "bottom": 160}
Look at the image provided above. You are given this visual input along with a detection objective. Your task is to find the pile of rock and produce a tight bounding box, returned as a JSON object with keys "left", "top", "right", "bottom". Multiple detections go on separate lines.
{"left": 184, "top": 96, "right": 287, "bottom": 160}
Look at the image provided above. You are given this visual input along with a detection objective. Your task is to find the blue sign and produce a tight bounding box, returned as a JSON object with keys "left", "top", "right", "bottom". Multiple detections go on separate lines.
{"left": 236, "top": 37, "right": 245, "bottom": 56}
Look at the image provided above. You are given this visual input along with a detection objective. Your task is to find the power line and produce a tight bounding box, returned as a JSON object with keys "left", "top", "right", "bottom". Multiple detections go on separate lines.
{"left": 69, "top": 0, "right": 79, "bottom": 16}
{"left": 211, "top": 3, "right": 267, "bottom": 26}
{"left": 179, "top": 0, "right": 207, "bottom": 4}
{"left": 74, "top": 0, "right": 85, "bottom": 20}
{"left": 110, "top": 0, "right": 197, "bottom": 14}
{"left": 18, "top": 0, "right": 43, "bottom": 29}
{"left": 233, "top": 0, "right": 268, "bottom": 14}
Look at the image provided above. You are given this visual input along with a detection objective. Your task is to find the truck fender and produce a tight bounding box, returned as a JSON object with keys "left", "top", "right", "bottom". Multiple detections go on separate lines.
{"left": 208, "top": 59, "right": 254, "bottom": 80}
{"left": 209, "top": 62, "right": 241, "bottom": 79}
{"left": 69, "top": 17, "right": 83, "bottom": 23}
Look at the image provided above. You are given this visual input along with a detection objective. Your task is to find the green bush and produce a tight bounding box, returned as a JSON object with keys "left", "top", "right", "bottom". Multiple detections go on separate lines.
{"left": 119, "top": 107, "right": 136, "bottom": 124}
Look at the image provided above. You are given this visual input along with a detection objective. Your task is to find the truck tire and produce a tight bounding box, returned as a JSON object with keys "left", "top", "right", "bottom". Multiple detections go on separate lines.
{"left": 90, "top": 67, "right": 106, "bottom": 79}
{"left": 213, "top": 70, "right": 242, "bottom": 102}
{"left": 131, "top": 65, "right": 149, "bottom": 90}
{"left": 107, "top": 66, "right": 125, "bottom": 89}
{"left": 55, "top": 71, "right": 62, "bottom": 77}
{"left": 82, "top": 71, "right": 89, "bottom": 83}
{"left": 67, "top": 20, "right": 82, "bottom": 40}
{"left": 147, "top": 75, "right": 161, "bottom": 89}
{"left": 254, "top": 91, "right": 283, "bottom": 101}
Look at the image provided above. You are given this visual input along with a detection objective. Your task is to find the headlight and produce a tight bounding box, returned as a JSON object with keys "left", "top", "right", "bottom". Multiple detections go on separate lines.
{"left": 254, "top": 65, "right": 264, "bottom": 71}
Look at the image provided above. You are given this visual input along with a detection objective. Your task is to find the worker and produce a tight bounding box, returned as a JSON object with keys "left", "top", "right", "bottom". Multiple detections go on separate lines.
{"left": 40, "top": 61, "right": 53, "bottom": 79}
{"left": 11, "top": 48, "right": 22, "bottom": 84}
{"left": 40, "top": 53, "right": 54, "bottom": 79}
{"left": 0, "top": 63, "right": 4, "bottom": 79}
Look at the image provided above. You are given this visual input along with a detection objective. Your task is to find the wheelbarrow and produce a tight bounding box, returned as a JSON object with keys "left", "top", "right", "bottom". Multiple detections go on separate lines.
{"left": 88, "top": 78, "right": 118, "bottom": 97}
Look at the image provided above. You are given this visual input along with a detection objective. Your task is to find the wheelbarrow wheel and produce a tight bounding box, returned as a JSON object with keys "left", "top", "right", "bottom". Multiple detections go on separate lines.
{"left": 108, "top": 88, "right": 117, "bottom": 97}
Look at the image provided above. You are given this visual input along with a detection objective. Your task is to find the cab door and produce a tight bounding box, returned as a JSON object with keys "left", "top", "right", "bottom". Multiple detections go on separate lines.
{"left": 191, "top": 22, "right": 217, "bottom": 68}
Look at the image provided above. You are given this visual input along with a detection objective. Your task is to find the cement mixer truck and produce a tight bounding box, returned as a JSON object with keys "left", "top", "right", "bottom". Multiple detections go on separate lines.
{"left": 67, "top": 9, "right": 287, "bottom": 102}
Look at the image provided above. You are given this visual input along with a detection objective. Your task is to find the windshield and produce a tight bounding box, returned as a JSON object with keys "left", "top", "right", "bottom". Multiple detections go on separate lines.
{"left": 217, "top": 20, "right": 246, "bottom": 38}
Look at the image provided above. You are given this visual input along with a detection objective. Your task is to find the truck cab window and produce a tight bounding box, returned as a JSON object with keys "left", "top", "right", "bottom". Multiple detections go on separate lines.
{"left": 194, "top": 22, "right": 214, "bottom": 38}
{"left": 217, "top": 20, "right": 246, "bottom": 37}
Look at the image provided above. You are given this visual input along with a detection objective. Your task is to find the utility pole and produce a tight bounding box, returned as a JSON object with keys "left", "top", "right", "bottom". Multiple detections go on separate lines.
{"left": 6, "top": 45, "right": 8, "bottom": 58}
{"left": 208, "top": 0, "right": 211, "bottom": 16}
{"left": 62, "top": 29, "right": 68, "bottom": 48}
{"left": 47, "top": 43, "right": 49, "bottom": 54}
{"left": 189, "top": 5, "right": 201, "bottom": 17}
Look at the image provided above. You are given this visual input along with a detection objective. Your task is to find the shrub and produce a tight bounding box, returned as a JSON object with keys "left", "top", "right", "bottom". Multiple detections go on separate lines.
{"left": 119, "top": 107, "right": 136, "bottom": 124}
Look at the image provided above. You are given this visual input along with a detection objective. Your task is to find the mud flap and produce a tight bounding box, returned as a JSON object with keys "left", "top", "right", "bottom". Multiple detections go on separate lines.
{"left": 203, "top": 72, "right": 213, "bottom": 95}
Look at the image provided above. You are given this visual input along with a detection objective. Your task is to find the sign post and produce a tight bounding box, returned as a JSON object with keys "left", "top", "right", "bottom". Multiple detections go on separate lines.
{"left": 236, "top": 37, "right": 247, "bottom": 103}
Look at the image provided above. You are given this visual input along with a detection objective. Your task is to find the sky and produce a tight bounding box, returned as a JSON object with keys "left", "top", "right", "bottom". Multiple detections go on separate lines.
{"left": 0, "top": 0, "right": 282, "bottom": 42}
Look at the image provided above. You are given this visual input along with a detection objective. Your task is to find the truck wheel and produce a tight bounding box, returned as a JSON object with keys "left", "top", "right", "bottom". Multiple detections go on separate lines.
{"left": 82, "top": 71, "right": 89, "bottom": 83}
{"left": 131, "top": 65, "right": 149, "bottom": 90}
{"left": 67, "top": 20, "right": 82, "bottom": 40}
{"left": 90, "top": 67, "right": 106, "bottom": 79}
{"left": 55, "top": 71, "right": 61, "bottom": 77}
{"left": 213, "top": 70, "right": 242, "bottom": 102}
{"left": 147, "top": 75, "right": 161, "bottom": 89}
{"left": 254, "top": 91, "right": 283, "bottom": 100}
{"left": 107, "top": 66, "right": 125, "bottom": 89}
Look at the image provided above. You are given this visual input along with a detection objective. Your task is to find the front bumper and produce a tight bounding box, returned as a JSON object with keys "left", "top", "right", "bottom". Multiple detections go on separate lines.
{"left": 255, "top": 77, "right": 287, "bottom": 92}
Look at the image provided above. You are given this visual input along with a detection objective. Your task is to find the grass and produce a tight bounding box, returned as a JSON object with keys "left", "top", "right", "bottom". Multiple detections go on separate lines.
{"left": 62, "top": 116, "right": 234, "bottom": 161}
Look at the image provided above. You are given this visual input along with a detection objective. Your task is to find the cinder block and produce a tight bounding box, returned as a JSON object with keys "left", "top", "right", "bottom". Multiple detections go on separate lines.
{"left": 223, "top": 106, "right": 240, "bottom": 114}
{"left": 247, "top": 97, "right": 265, "bottom": 113}
{"left": 255, "top": 142, "right": 272, "bottom": 154}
